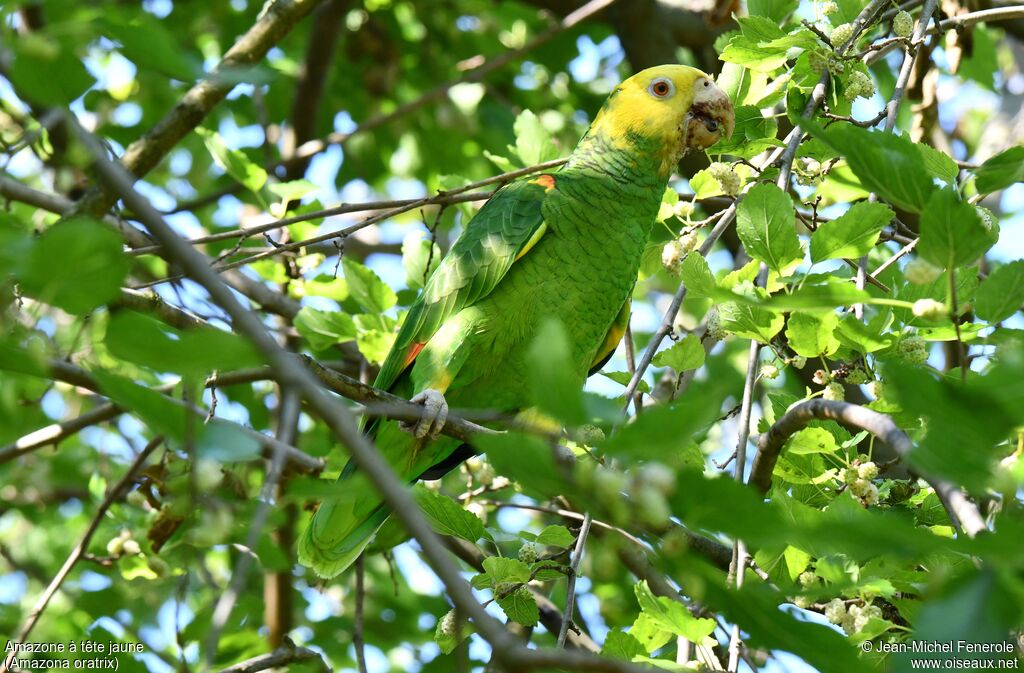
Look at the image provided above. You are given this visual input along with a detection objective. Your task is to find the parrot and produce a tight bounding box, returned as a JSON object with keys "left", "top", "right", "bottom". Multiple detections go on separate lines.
{"left": 299, "top": 64, "right": 734, "bottom": 578}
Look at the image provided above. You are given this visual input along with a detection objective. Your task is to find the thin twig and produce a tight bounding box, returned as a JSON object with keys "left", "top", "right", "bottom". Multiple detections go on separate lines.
{"left": 0, "top": 437, "right": 163, "bottom": 673}
{"left": 212, "top": 638, "right": 326, "bottom": 673}
{"left": 556, "top": 513, "right": 593, "bottom": 648}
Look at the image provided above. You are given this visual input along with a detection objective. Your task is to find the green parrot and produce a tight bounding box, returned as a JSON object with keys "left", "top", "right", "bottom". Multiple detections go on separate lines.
{"left": 299, "top": 64, "right": 734, "bottom": 578}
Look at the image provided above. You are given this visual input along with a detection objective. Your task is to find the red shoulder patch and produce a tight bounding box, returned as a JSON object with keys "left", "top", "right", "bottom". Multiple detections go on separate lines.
{"left": 529, "top": 174, "right": 556, "bottom": 191}
{"left": 403, "top": 342, "right": 427, "bottom": 368}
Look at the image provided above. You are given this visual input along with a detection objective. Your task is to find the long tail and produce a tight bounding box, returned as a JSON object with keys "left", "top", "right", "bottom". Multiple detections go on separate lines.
{"left": 297, "top": 467, "right": 391, "bottom": 579}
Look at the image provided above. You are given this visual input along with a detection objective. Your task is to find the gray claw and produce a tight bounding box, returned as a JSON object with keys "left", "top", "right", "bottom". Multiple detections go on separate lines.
{"left": 401, "top": 388, "right": 448, "bottom": 440}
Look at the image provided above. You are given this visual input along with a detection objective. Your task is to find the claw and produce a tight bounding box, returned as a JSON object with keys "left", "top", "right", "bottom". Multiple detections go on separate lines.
{"left": 400, "top": 388, "right": 449, "bottom": 440}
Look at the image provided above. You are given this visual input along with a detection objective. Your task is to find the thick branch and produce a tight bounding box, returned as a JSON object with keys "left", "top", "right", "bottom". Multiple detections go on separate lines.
{"left": 749, "top": 399, "right": 986, "bottom": 537}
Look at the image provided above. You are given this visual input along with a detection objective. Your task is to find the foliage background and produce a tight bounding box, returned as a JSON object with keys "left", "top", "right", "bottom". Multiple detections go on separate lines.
{"left": 1, "top": 0, "right": 1023, "bottom": 672}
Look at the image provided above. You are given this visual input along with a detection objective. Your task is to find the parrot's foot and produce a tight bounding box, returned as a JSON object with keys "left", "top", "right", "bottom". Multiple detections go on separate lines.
{"left": 401, "top": 389, "right": 449, "bottom": 440}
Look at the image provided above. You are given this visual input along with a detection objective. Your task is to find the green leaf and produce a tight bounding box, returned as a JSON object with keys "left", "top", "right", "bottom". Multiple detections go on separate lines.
{"left": 807, "top": 123, "right": 935, "bottom": 213}
{"left": 105, "top": 311, "right": 263, "bottom": 376}
{"left": 413, "top": 486, "right": 486, "bottom": 543}
{"left": 534, "top": 525, "right": 575, "bottom": 548}
{"left": 102, "top": 14, "right": 199, "bottom": 81}
{"left": 652, "top": 335, "right": 705, "bottom": 372}
{"left": 481, "top": 556, "right": 531, "bottom": 586}
{"left": 196, "top": 128, "right": 268, "bottom": 193}
{"left": 496, "top": 588, "right": 539, "bottom": 627}
{"left": 513, "top": 110, "right": 558, "bottom": 165}
{"left": 973, "top": 146, "right": 1024, "bottom": 194}
{"left": 720, "top": 286, "right": 785, "bottom": 342}
{"left": 785, "top": 427, "right": 839, "bottom": 455}
{"left": 8, "top": 35, "right": 95, "bottom": 105}
{"left": 635, "top": 581, "right": 716, "bottom": 642}
{"left": 809, "top": 202, "right": 893, "bottom": 263}
{"left": 680, "top": 253, "right": 717, "bottom": 297}
{"left": 785, "top": 312, "right": 840, "bottom": 357}
{"left": 402, "top": 232, "right": 441, "bottom": 290}
{"left": 601, "top": 371, "right": 650, "bottom": 394}
{"left": 527, "top": 319, "right": 586, "bottom": 425}
{"left": 434, "top": 612, "right": 470, "bottom": 655}
{"left": 748, "top": 0, "right": 798, "bottom": 22}
{"left": 736, "top": 183, "right": 803, "bottom": 274}
{"left": 764, "top": 282, "right": 871, "bottom": 310}
{"left": 918, "top": 189, "right": 995, "bottom": 269}
{"left": 342, "top": 258, "right": 398, "bottom": 313}
{"left": 17, "top": 217, "right": 129, "bottom": 315}
{"left": 294, "top": 307, "right": 357, "bottom": 351}
{"left": 720, "top": 17, "right": 791, "bottom": 72}
{"left": 601, "top": 630, "right": 645, "bottom": 661}
{"left": 917, "top": 143, "right": 960, "bottom": 185}
{"left": 975, "top": 260, "right": 1024, "bottom": 323}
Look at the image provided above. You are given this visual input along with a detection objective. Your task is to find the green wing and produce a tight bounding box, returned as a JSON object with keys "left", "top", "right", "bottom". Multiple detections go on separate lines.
{"left": 373, "top": 176, "right": 552, "bottom": 393}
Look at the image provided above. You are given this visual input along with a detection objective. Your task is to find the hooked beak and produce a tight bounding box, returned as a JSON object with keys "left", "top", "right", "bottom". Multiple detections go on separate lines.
{"left": 682, "top": 79, "right": 735, "bottom": 151}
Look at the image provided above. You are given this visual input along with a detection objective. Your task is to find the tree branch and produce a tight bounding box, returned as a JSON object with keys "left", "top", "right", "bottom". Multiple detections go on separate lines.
{"left": 212, "top": 638, "right": 326, "bottom": 673}
{"left": 748, "top": 399, "right": 986, "bottom": 537}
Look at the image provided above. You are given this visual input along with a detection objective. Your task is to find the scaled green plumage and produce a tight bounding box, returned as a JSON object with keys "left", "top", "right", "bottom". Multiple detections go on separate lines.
{"left": 299, "top": 64, "right": 733, "bottom": 578}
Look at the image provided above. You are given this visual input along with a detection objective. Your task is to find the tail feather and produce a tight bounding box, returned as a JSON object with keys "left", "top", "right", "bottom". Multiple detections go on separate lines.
{"left": 297, "top": 471, "right": 390, "bottom": 578}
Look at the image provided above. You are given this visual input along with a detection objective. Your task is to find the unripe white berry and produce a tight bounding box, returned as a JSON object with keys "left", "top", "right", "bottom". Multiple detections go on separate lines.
{"left": 904, "top": 258, "right": 943, "bottom": 285}
{"left": 675, "top": 201, "right": 695, "bottom": 218}
{"left": 831, "top": 23, "right": 855, "bottom": 47}
{"left": 789, "top": 355, "right": 807, "bottom": 370}
{"left": 893, "top": 10, "right": 914, "bottom": 37}
{"left": 812, "top": 369, "right": 830, "bottom": 385}
{"left": 858, "top": 461, "right": 879, "bottom": 480}
{"left": 824, "top": 382, "right": 845, "bottom": 401}
{"left": 576, "top": 424, "right": 606, "bottom": 446}
{"left": 595, "top": 469, "right": 627, "bottom": 501}
{"left": 634, "top": 489, "right": 671, "bottom": 529}
{"left": 824, "top": 598, "right": 847, "bottom": 624}
{"left": 464, "top": 457, "right": 483, "bottom": 474}
{"left": 760, "top": 363, "right": 780, "bottom": 380}
{"left": 850, "top": 478, "right": 872, "bottom": 497}
{"left": 193, "top": 458, "right": 222, "bottom": 491}
{"left": 867, "top": 380, "right": 885, "bottom": 399}
{"left": 845, "top": 367, "right": 868, "bottom": 385}
{"left": 842, "top": 466, "right": 860, "bottom": 485}
{"left": 821, "top": 0, "right": 838, "bottom": 15}
{"left": 799, "top": 571, "right": 817, "bottom": 587}
{"left": 912, "top": 298, "right": 947, "bottom": 320}
{"left": 438, "top": 609, "right": 458, "bottom": 638}
{"left": 465, "top": 502, "right": 487, "bottom": 521}
{"left": 476, "top": 463, "right": 496, "bottom": 486}
{"left": 678, "top": 232, "right": 699, "bottom": 254}
{"left": 705, "top": 309, "right": 725, "bottom": 341}
{"left": 661, "top": 240, "right": 685, "bottom": 276}
{"left": 518, "top": 542, "right": 539, "bottom": 564}
{"left": 808, "top": 50, "right": 828, "bottom": 74}
{"left": 121, "top": 539, "right": 141, "bottom": 556}
{"left": 126, "top": 490, "right": 148, "bottom": 508}
{"left": 708, "top": 162, "right": 741, "bottom": 196}
{"left": 860, "top": 482, "right": 879, "bottom": 505}
{"left": 106, "top": 537, "right": 125, "bottom": 556}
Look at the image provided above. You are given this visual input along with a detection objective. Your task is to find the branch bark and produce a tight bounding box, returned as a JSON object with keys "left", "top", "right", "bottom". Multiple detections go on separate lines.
{"left": 212, "top": 638, "right": 326, "bottom": 673}
{"left": 749, "top": 399, "right": 986, "bottom": 537}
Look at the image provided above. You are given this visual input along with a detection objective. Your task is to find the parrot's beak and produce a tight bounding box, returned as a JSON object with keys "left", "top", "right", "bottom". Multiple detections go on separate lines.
{"left": 682, "top": 80, "right": 735, "bottom": 151}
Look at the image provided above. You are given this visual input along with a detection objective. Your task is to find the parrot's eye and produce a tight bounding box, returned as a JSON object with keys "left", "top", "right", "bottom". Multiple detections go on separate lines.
{"left": 648, "top": 77, "right": 675, "bottom": 99}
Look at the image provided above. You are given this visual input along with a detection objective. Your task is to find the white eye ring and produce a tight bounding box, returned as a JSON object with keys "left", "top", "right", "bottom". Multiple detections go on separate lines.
{"left": 648, "top": 77, "right": 675, "bottom": 99}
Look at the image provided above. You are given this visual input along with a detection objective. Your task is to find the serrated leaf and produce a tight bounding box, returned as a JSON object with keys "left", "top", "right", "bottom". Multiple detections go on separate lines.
{"left": 294, "top": 307, "right": 357, "bottom": 351}
{"left": 736, "top": 183, "right": 803, "bottom": 274}
{"left": 601, "top": 629, "right": 645, "bottom": 660}
{"left": 785, "top": 427, "right": 839, "bottom": 455}
{"left": 975, "top": 260, "right": 1024, "bottom": 323}
{"left": 535, "top": 525, "right": 575, "bottom": 548}
{"left": 652, "top": 334, "right": 705, "bottom": 372}
{"left": 918, "top": 189, "right": 995, "bottom": 269}
{"left": 342, "top": 257, "right": 397, "bottom": 313}
{"left": 809, "top": 202, "right": 893, "bottom": 262}
{"left": 601, "top": 371, "right": 651, "bottom": 394}
{"left": 482, "top": 556, "right": 531, "bottom": 586}
{"left": 497, "top": 588, "right": 539, "bottom": 626}
{"left": 974, "top": 146, "right": 1024, "bottom": 194}
{"left": 917, "top": 144, "right": 959, "bottom": 185}
{"left": 680, "top": 252, "right": 717, "bottom": 297}
{"left": 785, "top": 312, "right": 840, "bottom": 357}
{"left": 413, "top": 486, "right": 486, "bottom": 543}
{"left": 635, "top": 581, "right": 716, "bottom": 642}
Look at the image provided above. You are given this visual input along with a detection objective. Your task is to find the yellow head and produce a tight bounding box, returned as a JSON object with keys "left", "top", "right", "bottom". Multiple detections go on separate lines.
{"left": 585, "top": 65, "right": 735, "bottom": 176}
